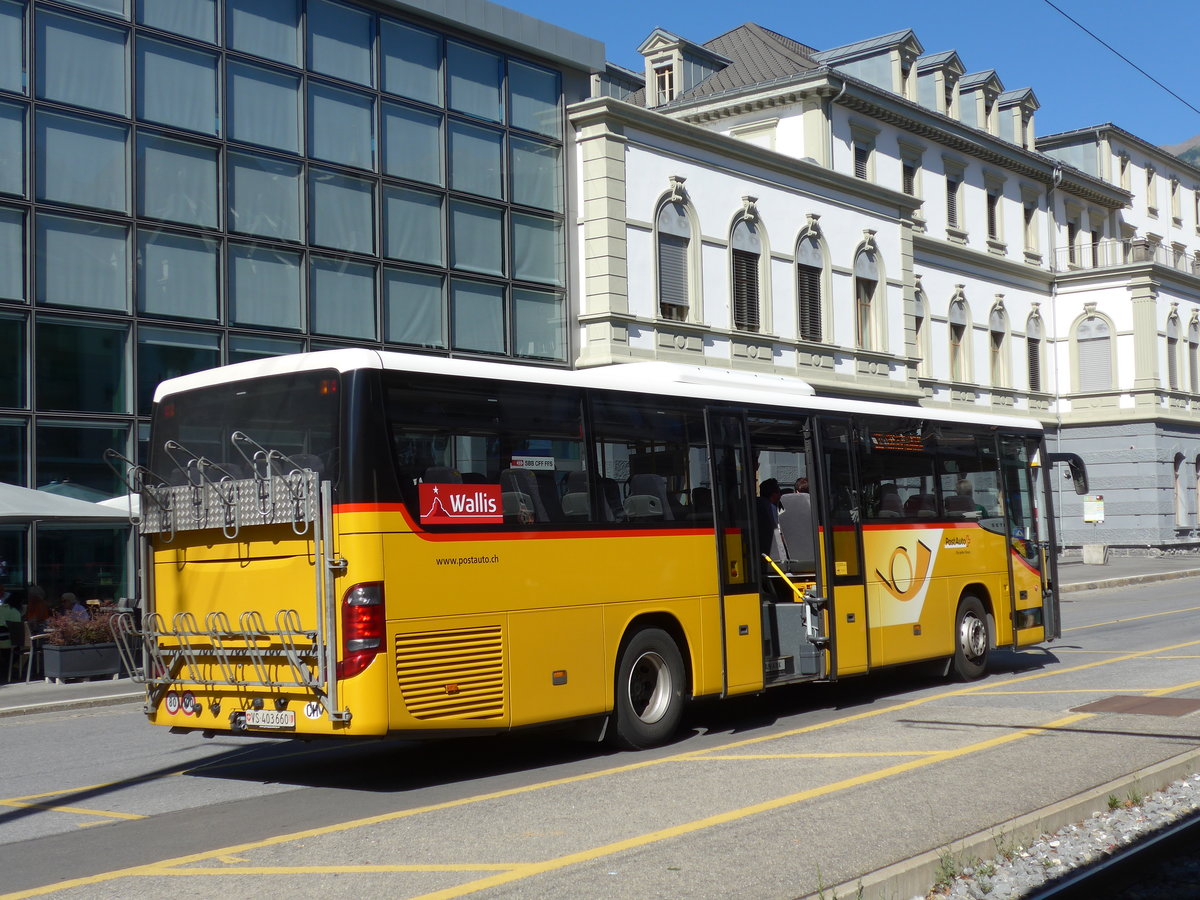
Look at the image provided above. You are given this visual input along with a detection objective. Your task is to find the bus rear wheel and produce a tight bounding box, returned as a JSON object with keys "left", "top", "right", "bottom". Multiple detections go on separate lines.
{"left": 609, "top": 627, "right": 684, "bottom": 750}
{"left": 952, "top": 595, "right": 989, "bottom": 681}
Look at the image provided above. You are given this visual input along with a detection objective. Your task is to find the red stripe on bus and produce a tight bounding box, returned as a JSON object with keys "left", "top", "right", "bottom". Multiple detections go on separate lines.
{"left": 332, "top": 502, "right": 715, "bottom": 541}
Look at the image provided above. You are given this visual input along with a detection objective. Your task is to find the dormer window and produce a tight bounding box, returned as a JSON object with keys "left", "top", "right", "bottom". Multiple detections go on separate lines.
{"left": 654, "top": 63, "right": 675, "bottom": 105}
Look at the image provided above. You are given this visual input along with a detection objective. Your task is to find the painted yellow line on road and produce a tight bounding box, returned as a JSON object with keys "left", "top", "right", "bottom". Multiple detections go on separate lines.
{"left": 0, "top": 801, "right": 144, "bottom": 821}
{"left": 687, "top": 751, "right": 946, "bottom": 760}
{"left": 414, "top": 712, "right": 1094, "bottom": 899}
{"left": 153, "top": 864, "right": 522, "bottom": 875}
{"left": 9, "top": 637, "right": 1200, "bottom": 899}
{"left": 1064, "top": 605, "right": 1200, "bottom": 632}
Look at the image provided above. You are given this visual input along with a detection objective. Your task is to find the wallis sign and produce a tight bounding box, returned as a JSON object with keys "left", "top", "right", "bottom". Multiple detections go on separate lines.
{"left": 419, "top": 483, "right": 504, "bottom": 525}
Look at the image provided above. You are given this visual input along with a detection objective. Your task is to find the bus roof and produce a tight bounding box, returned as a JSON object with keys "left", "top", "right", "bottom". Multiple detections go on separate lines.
{"left": 153, "top": 348, "right": 1043, "bottom": 434}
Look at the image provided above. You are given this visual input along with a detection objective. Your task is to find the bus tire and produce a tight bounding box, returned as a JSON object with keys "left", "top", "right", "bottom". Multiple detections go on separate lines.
{"left": 609, "top": 627, "right": 685, "bottom": 750}
{"left": 952, "top": 595, "right": 989, "bottom": 681}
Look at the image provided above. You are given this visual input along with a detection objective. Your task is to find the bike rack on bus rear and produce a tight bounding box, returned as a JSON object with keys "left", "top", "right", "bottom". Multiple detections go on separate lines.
{"left": 108, "top": 441, "right": 350, "bottom": 725}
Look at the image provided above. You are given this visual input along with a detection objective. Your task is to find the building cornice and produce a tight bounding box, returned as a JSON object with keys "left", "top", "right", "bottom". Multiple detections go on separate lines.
{"left": 569, "top": 96, "right": 922, "bottom": 214}
{"left": 648, "top": 68, "right": 1128, "bottom": 209}
{"left": 1038, "top": 123, "right": 1200, "bottom": 184}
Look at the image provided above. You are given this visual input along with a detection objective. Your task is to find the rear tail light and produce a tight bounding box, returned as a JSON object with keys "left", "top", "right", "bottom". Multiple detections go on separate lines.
{"left": 336, "top": 582, "right": 384, "bottom": 680}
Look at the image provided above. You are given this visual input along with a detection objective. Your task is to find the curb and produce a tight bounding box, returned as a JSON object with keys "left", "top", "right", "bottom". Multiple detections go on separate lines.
{"left": 801, "top": 747, "right": 1200, "bottom": 900}
{"left": 0, "top": 690, "right": 142, "bottom": 719}
{"left": 1060, "top": 568, "right": 1200, "bottom": 594}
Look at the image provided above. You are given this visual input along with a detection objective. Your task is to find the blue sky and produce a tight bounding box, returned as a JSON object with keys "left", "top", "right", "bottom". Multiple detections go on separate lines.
{"left": 502, "top": 0, "right": 1200, "bottom": 149}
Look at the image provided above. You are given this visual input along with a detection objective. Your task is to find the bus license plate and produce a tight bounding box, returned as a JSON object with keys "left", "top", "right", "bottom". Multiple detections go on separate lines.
{"left": 244, "top": 709, "right": 295, "bottom": 730}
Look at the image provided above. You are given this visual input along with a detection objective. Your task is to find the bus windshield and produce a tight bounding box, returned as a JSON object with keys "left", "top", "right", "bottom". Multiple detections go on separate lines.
{"left": 148, "top": 369, "right": 341, "bottom": 484}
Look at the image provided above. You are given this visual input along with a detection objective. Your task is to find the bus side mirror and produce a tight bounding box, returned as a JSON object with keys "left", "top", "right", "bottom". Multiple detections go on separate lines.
{"left": 1045, "top": 452, "right": 1088, "bottom": 495}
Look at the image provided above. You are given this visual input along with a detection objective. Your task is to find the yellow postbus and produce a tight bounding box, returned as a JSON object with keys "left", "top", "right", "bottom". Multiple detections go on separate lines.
{"left": 113, "top": 349, "right": 1086, "bottom": 749}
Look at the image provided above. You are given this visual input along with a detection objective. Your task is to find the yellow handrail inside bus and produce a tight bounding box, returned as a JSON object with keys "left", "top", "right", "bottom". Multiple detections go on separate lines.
{"left": 761, "top": 554, "right": 816, "bottom": 602}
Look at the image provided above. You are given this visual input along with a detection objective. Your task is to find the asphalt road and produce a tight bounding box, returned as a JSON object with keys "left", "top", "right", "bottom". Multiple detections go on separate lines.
{"left": 3, "top": 579, "right": 1199, "bottom": 900}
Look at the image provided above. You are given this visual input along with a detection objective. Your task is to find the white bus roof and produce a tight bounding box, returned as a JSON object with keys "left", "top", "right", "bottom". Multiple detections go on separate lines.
{"left": 154, "top": 348, "right": 1043, "bottom": 433}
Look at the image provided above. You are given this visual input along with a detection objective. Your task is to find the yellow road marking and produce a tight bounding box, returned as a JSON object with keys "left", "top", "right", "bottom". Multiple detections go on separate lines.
{"left": 155, "top": 864, "right": 521, "bottom": 875}
{"left": 0, "top": 801, "right": 144, "bottom": 821}
{"left": 1063, "top": 605, "right": 1200, "bottom": 632}
{"left": 687, "top": 751, "right": 946, "bottom": 760}
{"left": 7, "top": 637, "right": 1200, "bottom": 899}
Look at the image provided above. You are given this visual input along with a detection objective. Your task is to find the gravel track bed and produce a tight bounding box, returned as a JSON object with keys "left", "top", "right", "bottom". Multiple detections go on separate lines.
{"left": 913, "top": 771, "right": 1200, "bottom": 899}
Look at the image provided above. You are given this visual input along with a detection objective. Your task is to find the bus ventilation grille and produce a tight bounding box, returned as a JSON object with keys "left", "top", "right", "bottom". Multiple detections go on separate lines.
{"left": 395, "top": 626, "right": 506, "bottom": 720}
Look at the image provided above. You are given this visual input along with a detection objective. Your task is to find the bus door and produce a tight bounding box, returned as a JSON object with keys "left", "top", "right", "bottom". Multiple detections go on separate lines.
{"left": 999, "top": 436, "right": 1050, "bottom": 642}
{"left": 817, "top": 418, "right": 869, "bottom": 677}
{"left": 704, "top": 409, "right": 764, "bottom": 697}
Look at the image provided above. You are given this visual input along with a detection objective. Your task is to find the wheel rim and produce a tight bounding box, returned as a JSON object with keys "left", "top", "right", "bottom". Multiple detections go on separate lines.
{"left": 959, "top": 612, "right": 987, "bottom": 662}
{"left": 626, "top": 650, "right": 672, "bottom": 724}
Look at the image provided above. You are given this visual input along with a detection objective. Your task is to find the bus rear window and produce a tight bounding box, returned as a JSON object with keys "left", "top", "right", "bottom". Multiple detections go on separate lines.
{"left": 149, "top": 370, "right": 340, "bottom": 484}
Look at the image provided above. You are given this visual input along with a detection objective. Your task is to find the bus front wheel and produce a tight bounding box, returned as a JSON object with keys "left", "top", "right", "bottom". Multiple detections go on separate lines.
{"left": 952, "top": 595, "right": 989, "bottom": 681}
{"left": 609, "top": 627, "right": 684, "bottom": 750}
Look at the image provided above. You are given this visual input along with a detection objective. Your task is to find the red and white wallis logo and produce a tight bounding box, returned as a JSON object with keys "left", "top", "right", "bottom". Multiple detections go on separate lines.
{"left": 420, "top": 483, "right": 502, "bottom": 525}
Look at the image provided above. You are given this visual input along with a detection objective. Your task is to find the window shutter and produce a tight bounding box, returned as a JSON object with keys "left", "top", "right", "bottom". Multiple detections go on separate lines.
{"left": 1027, "top": 338, "right": 1042, "bottom": 392}
{"left": 732, "top": 249, "right": 759, "bottom": 332}
{"left": 658, "top": 233, "right": 689, "bottom": 317}
{"left": 797, "top": 264, "right": 822, "bottom": 342}
{"left": 854, "top": 145, "right": 869, "bottom": 179}
{"left": 1076, "top": 319, "right": 1111, "bottom": 392}
{"left": 946, "top": 178, "right": 959, "bottom": 227}
{"left": 902, "top": 163, "right": 916, "bottom": 196}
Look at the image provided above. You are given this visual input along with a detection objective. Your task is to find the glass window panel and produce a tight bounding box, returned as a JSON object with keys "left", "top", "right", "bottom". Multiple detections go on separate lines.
{"left": 136, "top": 0, "right": 215, "bottom": 43}
{"left": 513, "top": 287, "right": 564, "bottom": 361}
{"left": 36, "top": 215, "right": 129, "bottom": 312}
{"left": 35, "top": 319, "right": 127, "bottom": 413}
{"left": 0, "top": 1, "right": 23, "bottom": 95}
{"left": 0, "top": 206, "right": 24, "bottom": 301}
{"left": 307, "top": 0, "right": 373, "bottom": 87}
{"left": 0, "top": 102, "right": 23, "bottom": 197}
{"left": 227, "top": 0, "right": 298, "bottom": 67}
{"left": 447, "top": 41, "right": 501, "bottom": 122}
{"left": 449, "top": 120, "right": 502, "bottom": 199}
{"left": 136, "top": 37, "right": 218, "bottom": 135}
{"left": 449, "top": 200, "right": 503, "bottom": 276}
{"left": 451, "top": 279, "right": 504, "bottom": 354}
{"left": 510, "top": 136, "right": 560, "bottom": 212}
{"left": 37, "top": 422, "right": 129, "bottom": 502}
{"left": 53, "top": 0, "right": 127, "bottom": 18}
{"left": 228, "top": 243, "right": 303, "bottom": 330}
{"left": 381, "top": 19, "right": 440, "bottom": 105}
{"left": 227, "top": 61, "right": 300, "bottom": 154}
{"left": 36, "top": 11, "right": 128, "bottom": 116}
{"left": 308, "top": 82, "right": 374, "bottom": 170}
{"left": 0, "top": 315, "right": 25, "bottom": 407}
{"left": 309, "top": 169, "right": 374, "bottom": 254}
{"left": 384, "top": 186, "right": 442, "bottom": 266}
{"left": 228, "top": 334, "right": 304, "bottom": 365}
{"left": 136, "top": 326, "right": 219, "bottom": 414}
{"left": 137, "top": 133, "right": 218, "bottom": 228}
{"left": 512, "top": 212, "right": 563, "bottom": 286}
{"left": 509, "top": 61, "right": 560, "bottom": 138}
{"left": 36, "top": 112, "right": 128, "bottom": 213}
{"left": 384, "top": 268, "right": 443, "bottom": 348}
{"left": 0, "top": 419, "right": 27, "bottom": 485}
{"left": 382, "top": 102, "right": 442, "bottom": 185}
{"left": 310, "top": 257, "right": 375, "bottom": 340}
{"left": 136, "top": 230, "right": 219, "bottom": 321}
{"left": 227, "top": 152, "right": 302, "bottom": 241}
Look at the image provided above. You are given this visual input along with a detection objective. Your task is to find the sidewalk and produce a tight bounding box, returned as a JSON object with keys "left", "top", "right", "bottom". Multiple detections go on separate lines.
{"left": 3, "top": 555, "right": 1199, "bottom": 717}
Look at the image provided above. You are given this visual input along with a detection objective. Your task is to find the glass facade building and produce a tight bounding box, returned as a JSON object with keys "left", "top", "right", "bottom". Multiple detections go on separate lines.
{"left": 0, "top": 0, "right": 598, "bottom": 596}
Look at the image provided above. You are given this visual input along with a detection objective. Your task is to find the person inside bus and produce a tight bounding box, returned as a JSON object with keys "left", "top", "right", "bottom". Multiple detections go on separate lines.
{"left": 794, "top": 477, "right": 808, "bottom": 494}
{"left": 756, "top": 478, "right": 782, "bottom": 552}
{"left": 949, "top": 479, "right": 988, "bottom": 517}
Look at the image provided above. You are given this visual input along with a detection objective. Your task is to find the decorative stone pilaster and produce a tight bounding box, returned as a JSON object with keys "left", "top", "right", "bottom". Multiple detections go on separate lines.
{"left": 1129, "top": 274, "right": 1160, "bottom": 395}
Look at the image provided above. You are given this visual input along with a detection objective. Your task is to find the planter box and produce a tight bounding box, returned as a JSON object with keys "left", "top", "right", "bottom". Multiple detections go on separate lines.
{"left": 43, "top": 642, "right": 122, "bottom": 682}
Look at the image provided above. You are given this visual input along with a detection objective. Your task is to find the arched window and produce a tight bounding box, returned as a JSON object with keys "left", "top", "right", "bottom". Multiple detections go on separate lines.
{"left": 1189, "top": 317, "right": 1199, "bottom": 393}
{"left": 1075, "top": 315, "right": 1112, "bottom": 392}
{"left": 1174, "top": 453, "right": 1187, "bottom": 527}
{"left": 796, "top": 234, "right": 823, "bottom": 342}
{"left": 914, "top": 286, "right": 930, "bottom": 376}
{"left": 854, "top": 250, "right": 879, "bottom": 350}
{"left": 656, "top": 200, "right": 693, "bottom": 322}
{"left": 989, "top": 305, "right": 1008, "bottom": 387}
{"left": 949, "top": 296, "right": 969, "bottom": 383}
{"left": 731, "top": 218, "right": 761, "bottom": 332}
{"left": 1166, "top": 314, "right": 1180, "bottom": 390}
{"left": 1026, "top": 314, "right": 1043, "bottom": 393}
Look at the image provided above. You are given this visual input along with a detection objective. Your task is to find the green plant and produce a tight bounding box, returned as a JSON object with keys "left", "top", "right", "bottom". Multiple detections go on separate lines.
{"left": 1125, "top": 788, "right": 1144, "bottom": 808}
{"left": 933, "top": 850, "right": 961, "bottom": 890}
{"left": 1107, "top": 794, "right": 1121, "bottom": 810}
{"left": 43, "top": 605, "right": 120, "bottom": 646}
